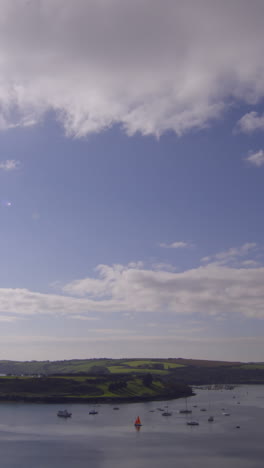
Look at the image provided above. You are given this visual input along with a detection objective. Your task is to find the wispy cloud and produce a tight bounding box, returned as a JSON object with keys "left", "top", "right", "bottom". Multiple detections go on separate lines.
{"left": 0, "top": 2, "right": 264, "bottom": 137}
{"left": 159, "top": 241, "right": 191, "bottom": 249}
{"left": 201, "top": 243, "right": 257, "bottom": 265}
{"left": 0, "top": 159, "right": 20, "bottom": 171}
{"left": 245, "top": 150, "right": 264, "bottom": 167}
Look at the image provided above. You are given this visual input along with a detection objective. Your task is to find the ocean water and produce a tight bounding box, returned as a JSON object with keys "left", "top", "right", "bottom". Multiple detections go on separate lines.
{"left": 0, "top": 385, "right": 263, "bottom": 467}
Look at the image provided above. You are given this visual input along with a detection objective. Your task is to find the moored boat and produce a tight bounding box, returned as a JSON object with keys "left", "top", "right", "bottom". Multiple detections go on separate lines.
{"left": 134, "top": 416, "right": 142, "bottom": 426}
{"left": 57, "top": 410, "right": 72, "bottom": 418}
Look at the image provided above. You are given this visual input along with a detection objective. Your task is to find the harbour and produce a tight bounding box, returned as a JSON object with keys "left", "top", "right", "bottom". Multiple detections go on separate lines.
{"left": 0, "top": 385, "right": 263, "bottom": 467}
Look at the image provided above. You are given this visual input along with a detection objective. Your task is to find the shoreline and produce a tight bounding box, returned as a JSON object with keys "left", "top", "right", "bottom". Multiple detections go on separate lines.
{"left": 0, "top": 390, "right": 194, "bottom": 404}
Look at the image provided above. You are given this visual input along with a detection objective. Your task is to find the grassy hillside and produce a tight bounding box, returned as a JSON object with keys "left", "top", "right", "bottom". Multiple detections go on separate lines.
{"left": 0, "top": 374, "right": 192, "bottom": 403}
{"left": 0, "top": 358, "right": 264, "bottom": 401}
{"left": 0, "top": 358, "right": 184, "bottom": 376}
{"left": 0, "top": 357, "right": 241, "bottom": 377}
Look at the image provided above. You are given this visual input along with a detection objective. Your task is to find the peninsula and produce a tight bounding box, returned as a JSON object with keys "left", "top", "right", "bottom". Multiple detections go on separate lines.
{"left": 0, "top": 357, "right": 263, "bottom": 403}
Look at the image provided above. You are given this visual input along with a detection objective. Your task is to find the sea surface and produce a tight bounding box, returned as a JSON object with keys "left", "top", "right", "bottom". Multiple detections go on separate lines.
{"left": 0, "top": 385, "right": 264, "bottom": 467}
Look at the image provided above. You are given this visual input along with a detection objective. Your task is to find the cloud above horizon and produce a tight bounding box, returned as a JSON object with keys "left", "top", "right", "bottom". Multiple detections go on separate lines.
{"left": 0, "top": 1, "right": 264, "bottom": 137}
{"left": 0, "top": 247, "right": 264, "bottom": 321}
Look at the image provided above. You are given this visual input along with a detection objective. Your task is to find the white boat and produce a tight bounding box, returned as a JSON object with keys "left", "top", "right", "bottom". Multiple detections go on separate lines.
{"left": 89, "top": 409, "right": 98, "bottom": 414}
{"left": 57, "top": 410, "right": 72, "bottom": 418}
{"left": 222, "top": 412, "right": 230, "bottom": 416}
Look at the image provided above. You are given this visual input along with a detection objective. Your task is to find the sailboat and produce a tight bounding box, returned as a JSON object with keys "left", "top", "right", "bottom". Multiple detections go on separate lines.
{"left": 162, "top": 408, "right": 172, "bottom": 416}
{"left": 134, "top": 416, "right": 142, "bottom": 427}
{"left": 179, "top": 398, "right": 192, "bottom": 414}
{"left": 207, "top": 386, "right": 214, "bottom": 422}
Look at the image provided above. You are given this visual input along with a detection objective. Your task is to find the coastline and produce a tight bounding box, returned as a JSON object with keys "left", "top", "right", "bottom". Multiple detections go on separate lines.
{"left": 0, "top": 390, "right": 194, "bottom": 404}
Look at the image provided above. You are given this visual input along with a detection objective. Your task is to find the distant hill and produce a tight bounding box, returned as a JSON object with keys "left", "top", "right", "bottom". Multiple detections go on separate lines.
{"left": 0, "top": 357, "right": 264, "bottom": 385}
{"left": 0, "top": 357, "right": 241, "bottom": 376}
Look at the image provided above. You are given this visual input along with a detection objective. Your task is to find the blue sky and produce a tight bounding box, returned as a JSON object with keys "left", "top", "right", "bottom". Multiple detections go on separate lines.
{"left": 0, "top": 0, "right": 264, "bottom": 361}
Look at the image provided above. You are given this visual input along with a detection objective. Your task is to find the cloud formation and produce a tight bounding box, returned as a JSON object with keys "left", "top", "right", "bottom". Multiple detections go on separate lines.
{"left": 245, "top": 150, "right": 264, "bottom": 167}
{"left": 0, "top": 159, "right": 20, "bottom": 171}
{"left": 62, "top": 260, "right": 264, "bottom": 319}
{"left": 237, "top": 112, "right": 264, "bottom": 134}
{"left": 201, "top": 243, "right": 257, "bottom": 265}
{"left": 0, "top": 248, "right": 262, "bottom": 321}
{"left": 159, "top": 241, "right": 191, "bottom": 249}
{"left": 0, "top": 1, "right": 264, "bottom": 137}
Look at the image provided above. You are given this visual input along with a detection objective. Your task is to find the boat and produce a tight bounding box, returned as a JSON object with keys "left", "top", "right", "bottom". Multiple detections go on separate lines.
{"left": 89, "top": 409, "right": 98, "bottom": 415}
{"left": 57, "top": 410, "right": 72, "bottom": 418}
{"left": 222, "top": 412, "right": 230, "bottom": 416}
{"left": 113, "top": 407, "right": 119, "bottom": 410}
{"left": 187, "top": 421, "right": 199, "bottom": 426}
{"left": 179, "top": 398, "right": 192, "bottom": 414}
{"left": 134, "top": 416, "right": 142, "bottom": 427}
{"left": 208, "top": 416, "right": 214, "bottom": 422}
{"left": 162, "top": 411, "right": 172, "bottom": 416}
{"left": 200, "top": 408, "right": 207, "bottom": 412}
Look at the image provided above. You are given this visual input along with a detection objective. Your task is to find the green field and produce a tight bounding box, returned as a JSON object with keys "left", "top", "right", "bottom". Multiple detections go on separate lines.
{"left": 108, "top": 366, "right": 168, "bottom": 375}
{"left": 0, "top": 374, "right": 192, "bottom": 402}
{"left": 122, "top": 360, "right": 184, "bottom": 369}
{"left": 233, "top": 364, "right": 264, "bottom": 370}
{"left": 0, "top": 358, "right": 185, "bottom": 376}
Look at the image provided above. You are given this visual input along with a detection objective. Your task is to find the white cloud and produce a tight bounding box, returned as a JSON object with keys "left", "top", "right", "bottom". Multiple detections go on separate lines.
{"left": 245, "top": 150, "right": 264, "bottom": 167}
{"left": 61, "top": 259, "right": 264, "bottom": 319}
{"left": 0, "top": 1, "right": 263, "bottom": 137}
{"left": 0, "top": 245, "right": 264, "bottom": 321}
{"left": 152, "top": 263, "right": 177, "bottom": 272}
{"left": 237, "top": 111, "right": 264, "bottom": 133}
{"left": 160, "top": 241, "right": 191, "bottom": 249}
{"left": 201, "top": 243, "right": 257, "bottom": 265}
{"left": 241, "top": 260, "right": 259, "bottom": 267}
{"left": 0, "top": 159, "right": 20, "bottom": 171}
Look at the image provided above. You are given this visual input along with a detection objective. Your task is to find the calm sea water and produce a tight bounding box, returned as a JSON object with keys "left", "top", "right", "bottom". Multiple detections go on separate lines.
{"left": 0, "top": 385, "right": 263, "bottom": 467}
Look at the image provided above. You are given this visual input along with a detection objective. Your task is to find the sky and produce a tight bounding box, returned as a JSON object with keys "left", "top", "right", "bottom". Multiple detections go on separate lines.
{"left": 0, "top": 0, "right": 264, "bottom": 362}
